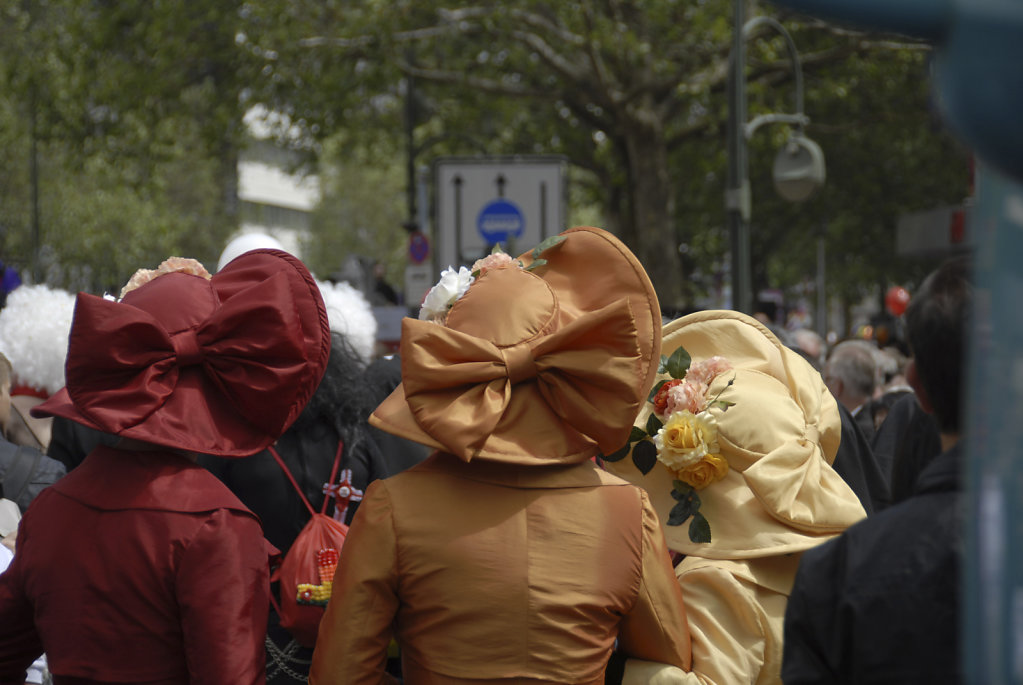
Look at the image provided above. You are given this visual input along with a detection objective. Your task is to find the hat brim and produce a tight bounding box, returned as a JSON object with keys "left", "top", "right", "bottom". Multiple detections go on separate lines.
{"left": 370, "top": 226, "right": 662, "bottom": 465}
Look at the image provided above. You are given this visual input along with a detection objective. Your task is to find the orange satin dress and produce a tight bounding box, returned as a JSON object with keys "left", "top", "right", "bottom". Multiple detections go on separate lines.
{"left": 310, "top": 452, "right": 691, "bottom": 684}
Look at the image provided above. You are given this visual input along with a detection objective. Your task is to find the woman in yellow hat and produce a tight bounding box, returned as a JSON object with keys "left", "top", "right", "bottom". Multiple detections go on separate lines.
{"left": 603, "top": 311, "right": 867, "bottom": 684}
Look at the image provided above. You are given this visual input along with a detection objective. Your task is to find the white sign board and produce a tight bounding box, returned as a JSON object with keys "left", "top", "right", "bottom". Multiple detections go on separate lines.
{"left": 896, "top": 204, "right": 970, "bottom": 257}
{"left": 433, "top": 156, "right": 566, "bottom": 272}
{"left": 404, "top": 262, "right": 434, "bottom": 311}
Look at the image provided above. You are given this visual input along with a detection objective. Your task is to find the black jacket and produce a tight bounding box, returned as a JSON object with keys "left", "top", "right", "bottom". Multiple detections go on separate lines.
{"left": 0, "top": 436, "right": 66, "bottom": 513}
{"left": 198, "top": 419, "right": 392, "bottom": 555}
{"left": 782, "top": 442, "right": 963, "bottom": 684}
{"left": 832, "top": 403, "right": 891, "bottom": 514}
{"left": 870, "top": 393, "right": 942, "bottom": 505}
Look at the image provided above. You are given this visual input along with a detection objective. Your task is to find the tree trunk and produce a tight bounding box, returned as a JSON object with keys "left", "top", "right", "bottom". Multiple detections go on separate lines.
{"left": 621, "top": 110, "right": 683, "bottom": 312}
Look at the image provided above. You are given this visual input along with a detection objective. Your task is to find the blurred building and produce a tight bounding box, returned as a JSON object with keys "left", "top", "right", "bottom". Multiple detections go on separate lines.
{"left": 234, "top": 106, "right": 319, "bottom": 258}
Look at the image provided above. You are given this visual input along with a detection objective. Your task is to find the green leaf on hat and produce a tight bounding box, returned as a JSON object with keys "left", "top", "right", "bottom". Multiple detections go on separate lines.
{"left": 667, "top": 481, "right": 700, "bottom": 526}
{"left": 645, "top": 413, "right": 663, "bottom": 437}
{"left": 632, "top": 440, "right": 657, "bottom": 475}
{"left": 664, "top": 347, "right": 692, "bottom": 380}
{"left": 599, "top": 442, "right": 631, "bottom": 463}
{"left": 689, "top": 512, "right": 712, "bottom": 543}
{"left": 522, "top": 258, "right": 547, "bottom": 272}
{"left": 491, "top": 244, "right": 506, "bottom": 255}
{"left": 531, "top": 235, "right": 566, "bottom": 259}
{"left": 667, "top": 500, "right": 693, "bottom": 526}
{"left": 672, "top": 480, "right": 697, "bottom": 503}
{"left": 629, "top": 426, "right": 648, "bottom": 443}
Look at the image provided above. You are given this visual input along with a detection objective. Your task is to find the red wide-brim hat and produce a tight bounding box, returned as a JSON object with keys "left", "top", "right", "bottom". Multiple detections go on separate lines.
{"left": 33, "top": 249, "right": 331, "bottom": 458}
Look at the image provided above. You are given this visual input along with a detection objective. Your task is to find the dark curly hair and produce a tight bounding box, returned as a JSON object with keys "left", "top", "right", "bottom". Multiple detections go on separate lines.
{"left": 291, "top": 332, "right": 375, "bottom": 447}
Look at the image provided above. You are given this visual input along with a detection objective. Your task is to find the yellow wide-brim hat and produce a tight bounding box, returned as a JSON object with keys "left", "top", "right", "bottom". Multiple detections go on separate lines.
{"left": 603, "top": 310, "right": 866, "bottom": 559}
{"left": 370, "top": 226, "right": 662, "bottom": 466}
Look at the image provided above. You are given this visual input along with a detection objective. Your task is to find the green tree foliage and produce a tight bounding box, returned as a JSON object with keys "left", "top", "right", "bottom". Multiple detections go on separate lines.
{"left": 0, "top": 0, "right": 257, "bottom": 291}
{"left": 305, "top": 135, "right": 409, "bottom": 287}
{"left": 752, "top": 23, "right": 968, "bottom": 299}
{"left": 676, "top": 21, "right": 970, "bottom": 313}
{"left": 244, "top": 0, "right": 739, "bottom": 308}
{"left": 0, "top": 0, "right": 970, "bottom": 319}
{"left": 243, "top": 0, "right": 969, "bottom": 313}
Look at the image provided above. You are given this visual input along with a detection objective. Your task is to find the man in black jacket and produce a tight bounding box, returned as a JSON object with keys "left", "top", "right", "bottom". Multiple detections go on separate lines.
{"left": 782, "top": 256, "right": 970, "bottom": 684}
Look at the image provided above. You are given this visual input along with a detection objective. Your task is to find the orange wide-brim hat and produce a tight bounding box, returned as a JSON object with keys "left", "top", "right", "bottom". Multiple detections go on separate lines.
{"left": 370, "top": 226, "right": 662, "bottom": 466}
{"left": 33, "top": 249, "right": 331, "bottom": 458}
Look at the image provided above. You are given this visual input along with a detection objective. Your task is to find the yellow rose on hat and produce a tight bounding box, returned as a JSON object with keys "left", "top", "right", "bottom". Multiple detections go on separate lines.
{"left": 654, "top": 411, "right": 720, "bottom": 471}
{"left": 677, "top": 452, "right": 729, "bottom": 490}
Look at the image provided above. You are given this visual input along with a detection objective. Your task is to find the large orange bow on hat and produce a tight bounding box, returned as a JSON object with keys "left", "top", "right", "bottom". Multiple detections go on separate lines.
{"left": 65, "top": 272, "right": 306, "bottom": 435}
{"left": 401, "top": 299, "right": 644, "bottom": 460}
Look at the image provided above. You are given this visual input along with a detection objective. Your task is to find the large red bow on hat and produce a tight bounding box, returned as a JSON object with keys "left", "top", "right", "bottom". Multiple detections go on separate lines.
{"left": 401, "top": 299, "right": 644, "bottom": 460}
{"left": 65, "top": 272, "right": 306, "bottom": 435}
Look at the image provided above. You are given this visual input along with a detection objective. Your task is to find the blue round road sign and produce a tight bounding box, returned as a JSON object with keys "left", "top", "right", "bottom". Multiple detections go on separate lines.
{"left": 477, "top": 199, "right": 525, "bottom": 244}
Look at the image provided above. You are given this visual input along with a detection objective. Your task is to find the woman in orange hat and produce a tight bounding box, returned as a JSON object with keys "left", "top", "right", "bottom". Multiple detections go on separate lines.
{"left": 0, "top": 251, "right": 332, "bottom": 684}
{"left": 309, "top": 227, "right": 692, "bottom": 684}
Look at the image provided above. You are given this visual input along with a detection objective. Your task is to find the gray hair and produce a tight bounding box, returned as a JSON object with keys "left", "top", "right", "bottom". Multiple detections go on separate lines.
{"left": 824, "top": 340, "right": 879, "bottom": 398}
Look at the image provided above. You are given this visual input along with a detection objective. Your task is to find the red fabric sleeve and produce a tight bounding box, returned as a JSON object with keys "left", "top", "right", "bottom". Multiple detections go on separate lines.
{"left": 176, "top": 508, "right": 272, "bottom": 685}
{"left": 0, "top": 524, "right": 45, "bottom": 684}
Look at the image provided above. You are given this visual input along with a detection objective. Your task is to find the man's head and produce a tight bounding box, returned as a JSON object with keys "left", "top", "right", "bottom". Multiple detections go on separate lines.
{"left": 904, "top": 256, "right": 971, "bottom": 434}
{"left": 823, "top": 340, "right": 879, "bottom": 413}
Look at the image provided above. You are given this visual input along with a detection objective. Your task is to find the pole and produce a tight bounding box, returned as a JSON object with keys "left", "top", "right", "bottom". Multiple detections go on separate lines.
{"left": 816, "top": 224, "right": 827, "bottom": 340}
{"left": 404, "top": 69, "right": 417, "bottom": 232}
{"left": 726, "top": 0, "right": 752, "bottom": 314}
{"left": 30, "top": 86, "right": 40, "bottom": 284}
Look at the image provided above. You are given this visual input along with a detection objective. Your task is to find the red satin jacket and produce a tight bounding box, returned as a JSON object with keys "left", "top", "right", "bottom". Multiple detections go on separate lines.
{"left": 0, "top": 446, "right": 277, "bottom": 685}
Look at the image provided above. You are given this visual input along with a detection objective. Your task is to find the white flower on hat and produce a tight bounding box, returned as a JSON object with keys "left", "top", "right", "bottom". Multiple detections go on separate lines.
{"left": 418, "top": 239, "right": 567, "bottom": 326}
{"left": 419, "top": 266, "right": 474, "bottom": 324}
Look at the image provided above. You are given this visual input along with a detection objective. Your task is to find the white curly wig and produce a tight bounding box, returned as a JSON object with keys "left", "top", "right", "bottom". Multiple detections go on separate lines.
{"left": 0, "top": 285, "right": 77, "bottom": 396}
{"left": 317, "top": 280, "right": 378, "bottom": 364}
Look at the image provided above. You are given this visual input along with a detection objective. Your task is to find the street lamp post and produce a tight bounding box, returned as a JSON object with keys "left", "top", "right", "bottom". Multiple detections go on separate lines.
{"left": 726, "top": 6, "right": 824, "bottom": 314}
{"left": 726, "top": 0, "right": 752, "bottom": 315}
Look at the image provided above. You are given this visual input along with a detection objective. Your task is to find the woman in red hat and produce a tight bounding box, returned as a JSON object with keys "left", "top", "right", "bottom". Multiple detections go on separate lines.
{"left": 0, "top": 251, "right": 331, "bottom": 685}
